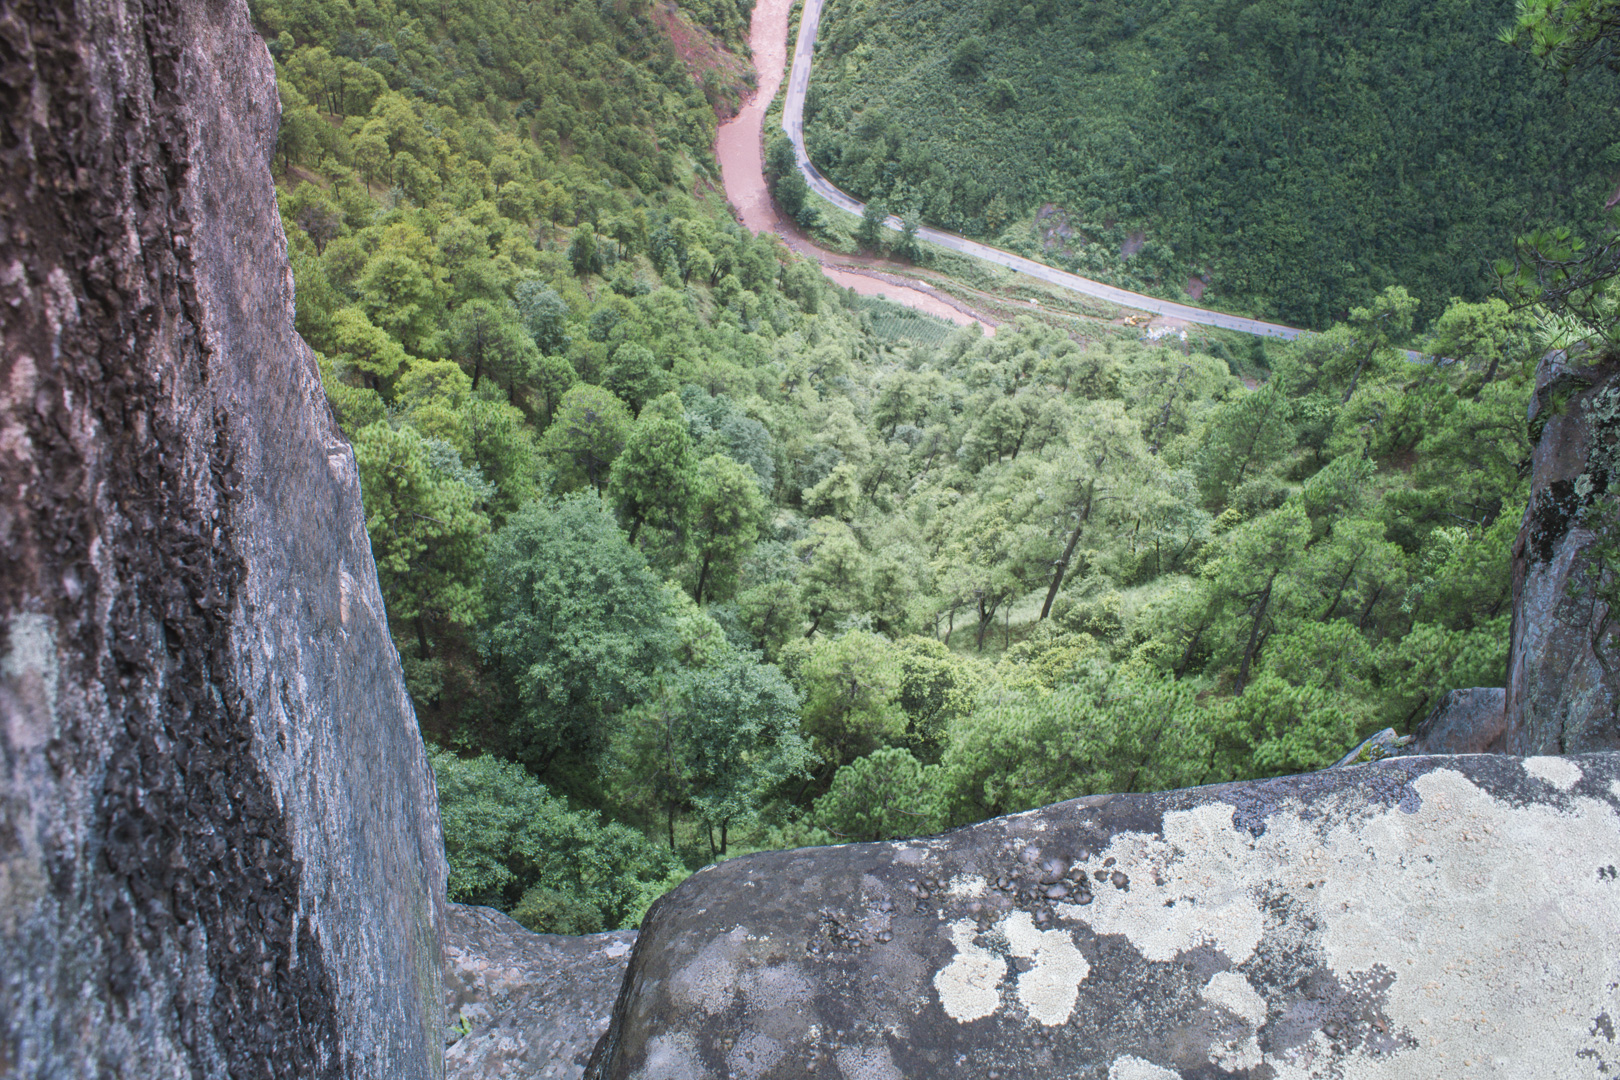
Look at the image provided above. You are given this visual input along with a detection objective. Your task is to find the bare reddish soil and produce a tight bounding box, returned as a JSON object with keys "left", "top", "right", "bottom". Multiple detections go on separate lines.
{"left": 652, "top": 2, "right": 753, "bottom": 118}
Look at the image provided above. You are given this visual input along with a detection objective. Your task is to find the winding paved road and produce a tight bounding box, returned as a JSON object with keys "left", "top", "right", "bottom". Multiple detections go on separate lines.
{"left": 781, "top": 0, "right": 1309, "bottom": 341}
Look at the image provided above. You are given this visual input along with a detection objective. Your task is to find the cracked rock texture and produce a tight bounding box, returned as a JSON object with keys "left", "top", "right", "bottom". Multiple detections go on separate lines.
{"left": 444, "top": 904, "right": 636, "bottom": 1080}
{"left": 0, "top": 0, "right": 446, "bottom": 1075}
{"left": 1508, "top": 354, "right": 1620, "bottom": 753}
{"left": 588, "top": 753, "right": 1620, "bottom": 1079}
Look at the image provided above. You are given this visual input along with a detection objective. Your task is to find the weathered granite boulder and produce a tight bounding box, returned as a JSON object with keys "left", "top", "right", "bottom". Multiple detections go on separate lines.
{"left": 1507, "top": 354, "right": 1620, "bottom": 753}
{"left": 1413, "top": 686, "right": 1507, "bottom": 754}
{"left": 0, "top": 0, "right": 446, "bottom": 1075}
{"left": 588, "top": 753, "right": 1620, "bottom": 1079}
{"left": 444, "top": 904, "right": 636, "bottom": 1080}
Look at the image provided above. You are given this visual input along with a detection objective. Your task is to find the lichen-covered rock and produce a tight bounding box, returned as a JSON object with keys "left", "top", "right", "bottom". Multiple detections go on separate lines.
{"left": 444, "top": 904, "right": 635, "bottom": 1080}
{"left": 588, "top": 753, "right": 1620, "bottom": 1079}
{"left": 1329, "top": 727, "right": 1414, "bottom": 767}
{"left": 1507, "top": 355, "right": 1620, "bottom": 753}
{"left": 0, "top": 0, "right": 445, "bottom": 1075}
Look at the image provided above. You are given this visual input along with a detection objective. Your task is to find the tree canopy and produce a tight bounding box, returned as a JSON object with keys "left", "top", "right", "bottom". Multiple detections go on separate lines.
{"left": 802, "top": 0, "right": 1620, "bottom": 328}
{"left": 266, "top": 0, "right": 1564, "bottom": 936}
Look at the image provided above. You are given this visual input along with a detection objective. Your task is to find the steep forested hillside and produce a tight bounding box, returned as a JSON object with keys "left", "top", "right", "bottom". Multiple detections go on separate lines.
{"left": 802, "top": 0, "right": 1620, "bottom": 328}
{"left": 260, "top": 0, "right": 1536, "bottom": 937}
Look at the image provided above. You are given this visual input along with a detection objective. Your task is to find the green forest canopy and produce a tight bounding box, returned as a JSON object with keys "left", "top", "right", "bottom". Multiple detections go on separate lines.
{"left": 260, "top": 0, "right": 1565, "bottom": 935}
{"left": 802, "top": 0, "right": 1620, "bottom": 328}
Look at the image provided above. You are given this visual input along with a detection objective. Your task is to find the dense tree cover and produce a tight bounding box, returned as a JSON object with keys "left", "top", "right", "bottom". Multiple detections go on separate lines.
{"left": 800, "top": 0, "right": 1620, "bottom": 328}
{"left": 432, "top": 749, "right": 683, "bottom": 931}
{"left": 1496, "top": 0, "right": 1620, "bottom": 352}
{"left": 268, "top": 0, "right": 1543, "bottom": 937}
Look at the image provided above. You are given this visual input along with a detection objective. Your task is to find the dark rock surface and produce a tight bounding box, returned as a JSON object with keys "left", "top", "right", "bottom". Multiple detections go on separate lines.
{"left": 1413, "top": 686, "right": 1507, "bottom": 754}
{"left": 588, "top": 753, "right": 1620, "bottom": 1079}
{"left": 0, "top": 0, "right": 446, "bottom": 1075}
{"left": 444, "top": 904, "right": 636, "bottom": 1080}
{"left": 1507, "top": 354, "right": 1620, "bottom": 753}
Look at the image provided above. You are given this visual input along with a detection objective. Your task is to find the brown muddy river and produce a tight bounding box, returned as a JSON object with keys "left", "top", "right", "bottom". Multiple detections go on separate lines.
{"left": 713, "top": 0, "right": 991, "bottom": 333}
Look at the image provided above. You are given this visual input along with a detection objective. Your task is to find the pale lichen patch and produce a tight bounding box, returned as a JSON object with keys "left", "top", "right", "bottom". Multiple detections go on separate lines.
{"left": 1297, "top": 768, "right": 1620, "bottom": 1078}
{"left": 835, "top": 1043, "right": 903, "bottom": 1080}
{"left": 1028, "top": 767, "right": 1620, "bottom": 1078}
{"left": 1056, "top": 800, "right": 1266, "bottom": 964}
{"left": 667, "top": 927, "right": 751, "bottom": 1015}
{"left": 891, "top": 844, "right": 927, "bottom": 866}
{"left": 1202, "top": 970, "right": 1266, "bottom": 1025}
{"left": 1525, "top": 755, "right": 1584, "bottom": 791}
{"left": 2, "top": 613, "right": 59, "bottom": 749}
{"left": 727, "top": 1032, "right": 784, "bottom": 1080}
{"left": 1202, "top": 971, "right": 1267, "bottom": 1070}
{"left": 636, "top": 1032, "right": 703, "bottom": 1080}
{"left": 1000, "top": 911, "right": 1089, "bottom": 1026}
{"left": 945, "top": 874, "right": 988, "bottom": 901}
{"left": 932, "top": 919, "right": 1006, "bottom": 1022}
{"left": 741, "top": 963, "right": 812, "bottom": 1013}
{"left": 1108, "top": 1054, "right": 1180, "bottom": 1080}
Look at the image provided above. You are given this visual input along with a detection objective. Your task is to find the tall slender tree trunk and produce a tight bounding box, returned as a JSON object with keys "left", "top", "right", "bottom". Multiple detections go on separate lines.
{"left": 694, "top": 554, "right": 711, "bottom": 605}
{"left": 667, "top": 804, "right": 676, "bottom": 850}
{"left": 720, "top": 820, "right": 729, "bottom": 856}
{"left": 1149, "top": 365, "right": 1190, "bottom": 454}
{"left": 1236, "top": 572, "right": 1277, "bottom": 695}
{"left": 975, "top": 595, "right": 995, "bottom": 652}
{"left": 416, "top": 616, "right": 431, "bottom": 660}
{"left": 1356, "top": 585, "right": 1385, "bottom": 630}
{"left": 1232, "top": 397, "right": 1277, "bottom": 491}
{"left": 1319, "top": 553, "right": 1363, "bottom": 622}
{"left": 1174, "top": 621, "right": 1206, "bottom": 679}
{"left": 1039, "top": 481, "right": 1096, "bottom": 620}
{"left": 1342, "top": 345, "right": 1377, "bottom": 403}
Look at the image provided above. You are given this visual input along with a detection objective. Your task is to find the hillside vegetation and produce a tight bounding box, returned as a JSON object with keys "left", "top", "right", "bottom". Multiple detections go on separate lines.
{"left": 262, "top": 0, "right": 1539, "bottom": 936}
{"left": 802, "top": 0, "right": 1620, "bottom": 327}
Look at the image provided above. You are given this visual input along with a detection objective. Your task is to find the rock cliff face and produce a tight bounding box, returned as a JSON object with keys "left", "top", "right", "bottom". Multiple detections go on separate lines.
{"left": 1507, "top": 354, "right": 1620, "bottom": 753}
{"left": 588, "top": 753, "right": 1620, "bottom": 1079}
{"left": 0, "top": 0, "right": 446, "bottom": 1076}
